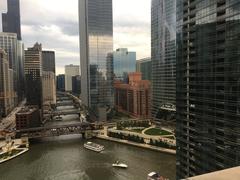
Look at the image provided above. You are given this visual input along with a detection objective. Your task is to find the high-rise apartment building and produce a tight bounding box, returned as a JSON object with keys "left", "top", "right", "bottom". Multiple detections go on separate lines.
{"left": 24, "top": 43, "right": 42, "bottom": 107}
{"left": 113, "top": 48, "right": 136, "bottom": 82}
{"left": 42, "top": 71, "right": 56, "bottom": 105}
{"left": 176, "top": 0, "right": 240, "bottom": 179}
{"left": 42, "top": 51, "right": 55, "bottom": 74}
{"left": 2, "top": 0, "right": 21, "bottom": 40}
{"left": 79, "top": 0, "right": 114, "bottom": 120}
{"left": 56, "top": 74, "right": 65, "bottom": 91}
{"left": 136, "top": 57, "right": 152, "bottom": 81}
{"left": 151, "top": 0, "right": 176, "bottom": 121}
{"left": 65, "top": 64, "right": 79, "bottom": 92}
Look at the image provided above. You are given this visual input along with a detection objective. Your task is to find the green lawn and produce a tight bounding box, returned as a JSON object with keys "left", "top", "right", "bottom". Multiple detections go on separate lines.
{"left": 144, "top": 128, "right": 173, "bottom": 136}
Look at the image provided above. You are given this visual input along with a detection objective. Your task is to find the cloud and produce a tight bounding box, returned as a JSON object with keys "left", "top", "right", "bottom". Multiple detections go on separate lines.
{"left": 3, "top": 0, "right": 151, "bottom": 75}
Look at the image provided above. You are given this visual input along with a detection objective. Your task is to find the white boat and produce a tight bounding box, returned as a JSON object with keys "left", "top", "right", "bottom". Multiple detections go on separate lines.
{"left": 147, "top": 172, "right": 169, "bottom": 180}
{"left": 112, "top": 161, "right": 128, "bottom": 168}
{"left": 84, "top": 142, "right": 104, "bottom": 152}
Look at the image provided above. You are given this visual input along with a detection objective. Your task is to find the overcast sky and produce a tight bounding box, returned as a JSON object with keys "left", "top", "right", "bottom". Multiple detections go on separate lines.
{"left": 0, "top": 0, "right": 151, "bottom": 75}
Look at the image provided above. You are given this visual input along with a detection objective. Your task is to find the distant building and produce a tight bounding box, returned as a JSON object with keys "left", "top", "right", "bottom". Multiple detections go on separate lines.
{"left": 79, "top": 0, "right": 114, "bottom": 121}
{"left": 42, "top": 51, "right": 55, "bottom": 74}
{"left": 42, "top": 71, "right": 56, "bottom": 105}
{"left": 0, "top": 32, "right": 18, "bottom": 105}
{"left": 113, "top": 48, "right": 136, "bottom": 82}
{"left": 151, "top": 0, "right": 176, "bottom": 122}
{"left": 56, "top": 74, "right": 65, "bottom": 91}
{"left": 114, "top": 72, "right": 151, "bottom": 119}
{"left": 65, "top": 64, "right": 79, "bottom": 92}
{"left": 72, "top": 75, "right": 81, "bottom": 96}
{"left": 2, "top": 0, "right": 22, "bottom": 40}
{"left": 24, "top": 43, "right": 42, "bottom": 107}
{"left": 136, "top": 57, "right": 151, "bottom": 81}
{"left": 0, "top": 49, "right": 14, "bottom": 118}
{"left": 16, "top": 106, "right": 41, "bottom": 130}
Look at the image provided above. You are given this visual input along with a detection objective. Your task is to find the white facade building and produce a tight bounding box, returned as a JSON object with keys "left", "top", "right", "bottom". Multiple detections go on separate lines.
{"left": 42, "top": 71, "right": 56, "bottom": 105}
{"left": 64, "top": 64, "right": 80, "bottom": 92}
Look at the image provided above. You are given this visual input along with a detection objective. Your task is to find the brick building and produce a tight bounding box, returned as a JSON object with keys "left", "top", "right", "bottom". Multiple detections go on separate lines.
{"left": 114, "top": 72, "right": 151, "bottom": 118}
{"left": 16, "top": 106, "right": 41, "bottom": 130}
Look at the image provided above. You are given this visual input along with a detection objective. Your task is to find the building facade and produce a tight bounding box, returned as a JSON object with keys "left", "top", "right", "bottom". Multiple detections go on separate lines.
{"left": 113, "top": 48, "right": 136, "bottom": 82}
{"left": 72, "top": 75, "right": 81, "bottom": 96}
{"left": 42, "top": 51, "right": 55, "bottom": 74}
{"left": 176, "top": 0, "right": 240, "bottom": 179}
{"left": 42, "top": 71, "right": 56, "bottom": 105}
{"left": 2, "top": 0, "right": 21, "bottom": 40}
{"left": 24, "top": 43, "right": 42, "bottom": 107}
{"left": 136, "top": 57, "right": 152, "bottom": 81}
{"left": 79, "top": 0, "right": 114, "bottom": 120}
{"left": 64, "top": 64, "right": 79, "bottom": 92}
{"left": 151, "top": 0, "right": 176, "bottom": 121}
{"left": 0, "top": 32, "right": 18, "bottom": 106}
{"left": 16, "top": 106, "right": 41, "bottom": 130}
{"left": 0, "top": 49, "right": 14, "bottom": 118}
{"left": 56, "top": 74, "right": 65, "bottom": 91}
{"left": 114, "top": 72, "right": 151, "bottom": 119}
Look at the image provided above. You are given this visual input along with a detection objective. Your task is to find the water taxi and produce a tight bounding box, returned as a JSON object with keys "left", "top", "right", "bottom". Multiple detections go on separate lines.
{"left": 84, "top": 141, "right": 104, "bottom": 152}
{"left": 147, "top": 172, "right": 169, "bottom": 180}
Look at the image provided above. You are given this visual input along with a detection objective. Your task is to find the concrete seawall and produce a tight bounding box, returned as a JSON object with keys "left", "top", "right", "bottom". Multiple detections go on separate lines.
{"left": 96, "top": 135, "right": 176, "bottom": 155}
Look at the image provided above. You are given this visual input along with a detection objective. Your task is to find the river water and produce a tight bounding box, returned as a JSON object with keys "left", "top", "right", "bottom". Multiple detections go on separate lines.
{"left": 0, "top": 103, "right": 176, "bottom": 180}
{"left": 0, "top": 136, "right": 176, "bottom": 180}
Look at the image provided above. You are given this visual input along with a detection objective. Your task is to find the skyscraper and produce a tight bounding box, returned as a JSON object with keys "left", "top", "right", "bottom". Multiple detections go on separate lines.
{"left": 2, "top": 0, "right": 21, "bottom": 40}
{"left": 24, "top": 43, "right": 42, "bottom": 107}
{"left": 136, "top": 57, "right": 152, "bottom": 81}
{"left": 64, "top": 64, "right": 80, "bottom": 92}
{"left": 42, "top": 71, "right": 56, "bottom": 105}
{"left": 0, "top": 49, "right": 13, "bottom": 118}
{"left": 56, "top": 74, "right": 65, "bottom": 91}
{"left": 79, "top": 0, "right": 114, "bottom": 120}
{"left": 42, "top": 51, "right": 55, "bottom": 74}
{"left": 151, "top": 0, "right": 176, "bottom": 122}
{"left": 113, "top": 48, "right": 136, "bottom": 82}
{"left": 176, "top": 0, "right": 240, "bottom": 179}
{"left": 0, "top": 32, "right": 18, "bottom": 105}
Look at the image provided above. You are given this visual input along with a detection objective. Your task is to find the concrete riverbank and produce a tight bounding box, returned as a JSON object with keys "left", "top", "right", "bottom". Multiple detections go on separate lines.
{"left": 96, "top": 135, "right": 176, "bottom": 155}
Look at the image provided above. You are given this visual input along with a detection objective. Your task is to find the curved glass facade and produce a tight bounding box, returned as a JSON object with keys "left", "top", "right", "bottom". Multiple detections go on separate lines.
{"left": 151, "top": 0, "right": 176, "bottom": 121}
{"left": 176, "top": 0, "right": 240, "bottom": 179}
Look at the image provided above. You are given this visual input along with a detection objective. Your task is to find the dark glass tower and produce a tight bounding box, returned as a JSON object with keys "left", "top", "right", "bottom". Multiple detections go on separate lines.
{"left": 79, "top": 0, "right": 113, "bottom": 120}
{"left": 176, "top": 0, "right": 240, "bottom": 179}
{"left": 151, "top": 0, "right": 176, "bottom": 122}
{"left": 42, "top": 51, "right": 55, "bottom": 74}
{"left": 2, "top": 0, "right": 22, "bottom": 40}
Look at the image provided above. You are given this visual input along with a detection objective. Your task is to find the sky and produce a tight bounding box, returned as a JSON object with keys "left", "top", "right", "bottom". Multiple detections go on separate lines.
{"left": 0, "top": 0, "right": 151, "bottom": 75}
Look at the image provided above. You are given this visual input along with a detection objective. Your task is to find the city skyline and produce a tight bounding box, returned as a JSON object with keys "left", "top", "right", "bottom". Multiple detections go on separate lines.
{"left": 0, "top": 0, "right": 151, "bottom": 75}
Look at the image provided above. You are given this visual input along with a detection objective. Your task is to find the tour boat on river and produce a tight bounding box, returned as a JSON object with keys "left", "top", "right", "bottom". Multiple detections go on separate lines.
{"left": 112, "top": 161, "right": 128, "bottom": 168}
{"left": 84, "top": 141, "right": 104, "bottom": 152}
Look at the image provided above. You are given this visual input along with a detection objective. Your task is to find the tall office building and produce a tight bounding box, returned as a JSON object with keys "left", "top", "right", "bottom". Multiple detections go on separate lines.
{"left": 113, "top": 48, "right": 136, "bottom": 82}
{"left": 24, "top": 43, "right": 42, "bottom": 107}
{"left": 56, "top": 74, "right": 65, "bottom": 91}
{"left": 42, "top": 51, "right": 55, "bottom": 74}
{"left": 176, "top": 0, "right": 240, "bottom": 179}
{"left": 79, "top": 0, "right": 114, "bottom": 120}
{"left": 42, "top": 71, "right": 56, "bottom": 105}
{"left": 0, "top": 49, "right": 14, "bottom": 118}
{"left": 72, "top": 75, "right": 81, "bottom": 96}
{"left": 136, "top": 57, "right": 152, "bottom": 81}
{"left": 151, "top": 0, "right": 176, "bottom": 121}
{"left": 2, "top": 0, "right": 21, "bottom": 40}
{"left": 0, "top": 32, "right": 18, "bottom": 105}
{"left": 64, "top": 64, "right": 79, "bottom": 92}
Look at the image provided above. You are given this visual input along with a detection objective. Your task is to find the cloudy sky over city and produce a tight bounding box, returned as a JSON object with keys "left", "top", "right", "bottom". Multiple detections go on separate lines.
{"left": 0, "top": 0, "right": 151, "bottom": 74}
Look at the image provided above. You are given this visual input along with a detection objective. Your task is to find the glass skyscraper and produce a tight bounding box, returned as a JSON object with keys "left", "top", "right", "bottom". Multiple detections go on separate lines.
{"left": 2, "top": 0, "right": 21, "bottom": 40}
{"left": 79, "top": 0, "right": 113, "bottom": 120}
{"left": 176, "top": 0, "right": 240, "bottom": 179}
{"left": 136, "top": 57, "right": 152, "bottom": 81}
{"left": 113, "top": 48, "right": 136, "bottom": 82}
{"left": 151, "top": 0, "right": 176, "bottom": 121}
